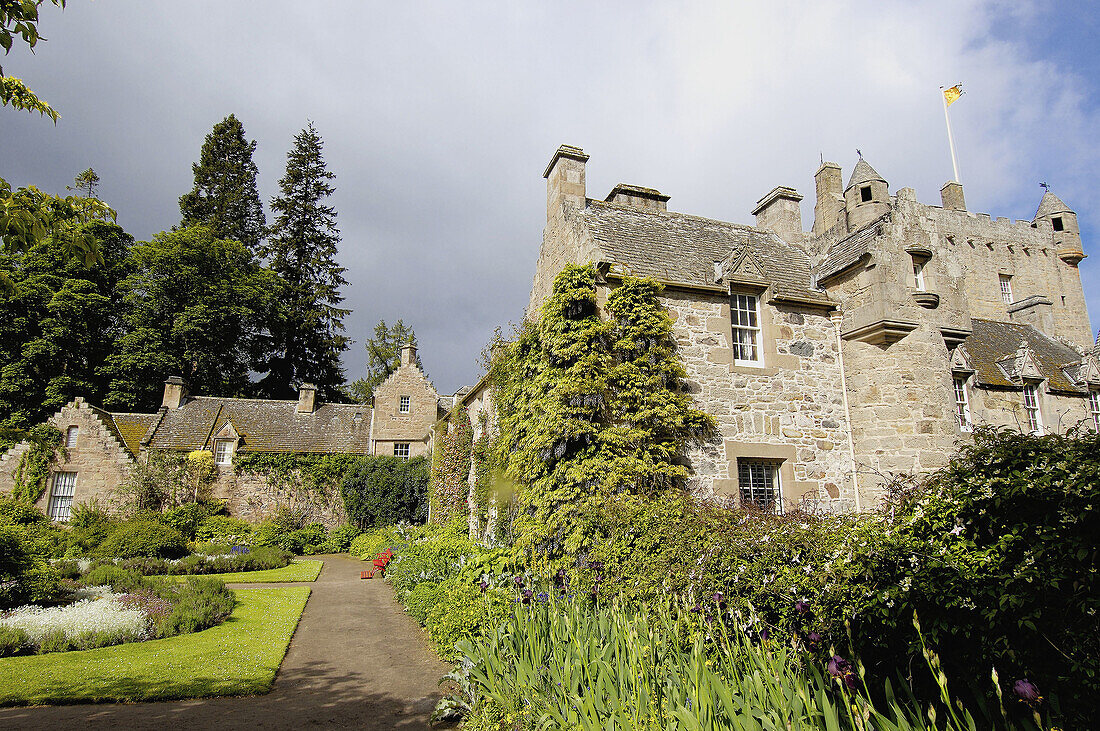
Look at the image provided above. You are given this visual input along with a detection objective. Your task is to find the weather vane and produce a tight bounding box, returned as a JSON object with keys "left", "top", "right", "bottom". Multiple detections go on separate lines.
{"left": 856, "top": 148, "right": 863, "bottom": 159}
{"left": 1039, "top": 182, "right": 1049, "bottom": 191}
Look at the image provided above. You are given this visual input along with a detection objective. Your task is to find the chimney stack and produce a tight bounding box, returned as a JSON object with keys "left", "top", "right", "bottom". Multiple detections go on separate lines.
{"left": 752, "top": 186, "right": 804, "bottom": 242}
{"left": 812, "top": 161, "right": 844, "bottom": 236}
{"left": 543, "top": 144, "right": 589, "bottom": 222}
{"left": 940, "top": 181, "right": 966, "bottom": 211}
{"left": 297, "top": 383, "right": 317, "bottom": 414}
{"left": 605, "top": 183, "right": 669, "bottom": 211}
{"left": 400, "top": 342, "right": 417, "bottom": 367}
{"left": 162, "top": 376, "right": 188, "bottom": 410}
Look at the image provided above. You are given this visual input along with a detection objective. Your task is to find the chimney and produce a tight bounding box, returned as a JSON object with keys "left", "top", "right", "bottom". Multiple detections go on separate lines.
{"left": 297, "top": 383, "right": 317, "bottom": 414}
{"left": 1008, "top": 296, "right": 1055, "bottom": 338}
{"left": 812, "top": 161, "right": 844, "bottom": 236}
{"left": 543, "top": 144, "right": 589, "bottom": 222}
{"left": 940, "top": 181, "right": 966, "bottom": 211}
{"left": 400, "top": 342, "right": 417, "bottom": 367}
{"left": 751, "top": 186, "right": 804, "bottom": 242}
{"left": 605, "top": 183, "right": 669, "bottom": 211}
{"left": 162, "top": 376, "right": 188, "bottom": 410}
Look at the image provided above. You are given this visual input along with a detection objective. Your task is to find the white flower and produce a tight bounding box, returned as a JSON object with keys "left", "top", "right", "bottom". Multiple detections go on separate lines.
{"left": 0, "top": 588, "right": 149, "bottom": 644}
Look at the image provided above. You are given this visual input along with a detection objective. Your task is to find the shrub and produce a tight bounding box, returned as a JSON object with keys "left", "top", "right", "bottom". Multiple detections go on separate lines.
{"left": 155, "top": 577, "right": 235, "bottom": 637}
{"left": 386, "top": 519, "right": 475, "bottom": 595}
{"left": 0, "top": 501, "right": 63, "bottom": 608}
{"left": 342, "top": 455, "right": 430, "bottom": 530}
{"left": 82, "top": 565, "right": 147, "bottom": 593}
{"left": 403, "top": 580, "right": 445, "bottom": 626}
{"left": 162, "top": 502, "right": 226, "bottom": 539}
{"left": 425, "top": 582, "right": 510, "bottom": 662}
{"left": 349, "top": 523, "right": 410, "bottom": 560}
{"left": 95, "top": 520, "right": 188, "bottom": 559}
{"left": 319, "top": 523, "right": 361, "bottom": 553}
{"left": 194, "top": 515, "right": 254, "bottom": 546}
{"left": 0, "top": 626, "right": 30, "bottom": 657}
{"left": 285, "top": 522, "right": 328, "bottom": 554}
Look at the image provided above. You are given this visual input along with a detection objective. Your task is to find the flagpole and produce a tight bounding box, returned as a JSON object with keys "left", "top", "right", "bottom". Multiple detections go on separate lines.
{"left": 940, "top": 86, "right": 961, "bottom": 183}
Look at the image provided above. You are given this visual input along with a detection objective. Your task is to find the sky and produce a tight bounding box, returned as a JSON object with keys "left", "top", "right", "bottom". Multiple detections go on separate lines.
{"left": 3, "top": 1, "right": 1098, "bottom": 395}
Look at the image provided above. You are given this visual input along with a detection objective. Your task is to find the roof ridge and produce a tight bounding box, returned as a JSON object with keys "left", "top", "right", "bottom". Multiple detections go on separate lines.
{"left": 587, "top": 198, "right": 766, "bottom": 234}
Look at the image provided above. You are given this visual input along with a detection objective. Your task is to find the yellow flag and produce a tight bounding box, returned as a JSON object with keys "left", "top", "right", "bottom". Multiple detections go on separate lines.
{"left": 943, "top": 84, "right": 963, "bottom": 106}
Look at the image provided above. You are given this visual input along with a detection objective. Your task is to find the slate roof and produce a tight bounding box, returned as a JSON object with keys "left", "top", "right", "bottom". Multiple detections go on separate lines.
{"left": 964, "top": 319, "right": 1085, "bottom": 393}
{"left": 143, "top": 397, "right": 373, "bottom": 454}
{"left": 846, "top": 158, "right": 886, "bottom": 190}
{"left": 108, "top": 413, "right": 160, "bottom": 457}
{"left": 814, "top": 216, "right": 885, "bottom": 282}
{"left": 582, "top": 200, "right": 828, "bottom": 302}
{"left": 1034, "top": 190, "right": 1071, "bottom": 220}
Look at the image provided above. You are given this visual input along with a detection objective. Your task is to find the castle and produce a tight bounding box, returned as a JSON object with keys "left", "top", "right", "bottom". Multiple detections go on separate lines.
{"left": 0, "top": 344, "right": 443, "bottom": 524}
{"left": 513, "top": 144, "right": 1098, "bottom": 509}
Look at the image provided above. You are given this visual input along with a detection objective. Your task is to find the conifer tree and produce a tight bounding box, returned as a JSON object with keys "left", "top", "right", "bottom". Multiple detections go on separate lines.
{"left": 179, "top": 114, "right": 266, "bottom": 250}
{"left": 347, "top": 319, "right": 421, "bottom": 402}
{"left": 257, "top": 122, "right": 349, "bottom": 399}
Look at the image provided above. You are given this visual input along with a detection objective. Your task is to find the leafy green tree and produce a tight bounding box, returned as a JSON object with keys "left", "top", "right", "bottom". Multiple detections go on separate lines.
{"left": 492, "top": 264, "right": 713, "bottom": 559}
{"left": 348, "top": 319, "right": 420, "bottom": 402}
{"left": 256, "top": 122, "right": 349, "bottom": 400}
{"left": 0, "top": 221, "right": 133, "bottom": 427}
{"left": 179, "top": 114, "right": 266, "bottom": 251}
{"left": 1, "top": 0, "right": 64, "bottom": 121}
{"left": 103, "top": 225, "right": 277, "bottom": 411}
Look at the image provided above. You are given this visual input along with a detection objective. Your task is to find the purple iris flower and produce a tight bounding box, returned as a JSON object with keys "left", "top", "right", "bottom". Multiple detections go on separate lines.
{"left": 1013, "top": 679, "right": 1041, "bottom": 704}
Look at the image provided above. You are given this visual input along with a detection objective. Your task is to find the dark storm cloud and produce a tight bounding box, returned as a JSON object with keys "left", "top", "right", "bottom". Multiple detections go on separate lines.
{"left": 4, "top": 1, "right": 1096, "bottom": 395}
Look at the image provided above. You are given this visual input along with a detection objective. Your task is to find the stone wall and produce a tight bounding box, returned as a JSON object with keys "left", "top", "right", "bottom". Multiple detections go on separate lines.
{"left": 371, "top": 360, "right": 439, "bottom": 458}
{"left": 0, "top": 398, "right": 134, "bottom": 515}
{"left": 208, "top": 468, "right": 347, "bottom": 528}
{"left": 970, "top": 384, "right": 1093, "bottom": 435}
{"left": 652, "top": 286, "right": 855, "bottom": 512}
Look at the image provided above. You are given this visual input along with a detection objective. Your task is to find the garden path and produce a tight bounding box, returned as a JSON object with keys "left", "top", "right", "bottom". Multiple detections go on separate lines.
{"left": 0, "top": 554, "right": 455, "bottom": 729}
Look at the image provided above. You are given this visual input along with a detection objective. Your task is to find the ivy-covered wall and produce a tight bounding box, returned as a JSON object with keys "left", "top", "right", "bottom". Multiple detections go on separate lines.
{"left": 226, "top": 452, "right": 364, "bottom": 528}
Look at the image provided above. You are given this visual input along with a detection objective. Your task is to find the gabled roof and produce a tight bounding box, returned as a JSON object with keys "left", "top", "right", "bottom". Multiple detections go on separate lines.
{"left": 582, "top": 200, "right": 827, "bottom": 302}
{"left": 1033, "top": 190, "right": 1071, "bottom": 220}
{"left": 814, "top": 216, "right": 886, "bottom": 282}
{"left": 107, "top": 412, "right": 160, "bottom": 457}
{"left": 846, "top": 158, "right": 886, "bottom": 190}
{"left": 144, "top": 396, "right": 373, "bottom": 454}
{"left": 964, "top": 319, "right": 1085, "bottom": 393}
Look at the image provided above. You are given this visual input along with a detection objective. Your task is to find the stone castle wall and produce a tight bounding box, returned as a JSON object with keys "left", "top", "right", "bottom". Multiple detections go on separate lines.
{"left": 371, "top": 361, "right": 439, "bottom": 459}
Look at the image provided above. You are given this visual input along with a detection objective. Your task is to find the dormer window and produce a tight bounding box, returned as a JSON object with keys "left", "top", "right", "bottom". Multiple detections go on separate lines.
{"left": 213, "top": 439, "right": 234, "bottom": 465}
{"left": 65, "top": 426, "right": 79, "bottom": 448}
{"left": 1052, "top": 216, "right": 1064, "bottom": 232}
{"left": 999, "top": 274, "right": 1013, "bottom": 305}
{"left": 860, "top": 185, "right": 872, "bottom": 202}
{"left": 399, "top": 395, "right": 410, "bottom": 413}
{"left": 731, "top": 293, "right": 762, "bottom": 366}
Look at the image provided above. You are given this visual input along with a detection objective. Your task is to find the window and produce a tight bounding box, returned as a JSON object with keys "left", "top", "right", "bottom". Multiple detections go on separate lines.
{"left": 394, "top": 442, "right": 410, "bottom": 460}
{"left": 1090, "top": 391, "right": 1100, "bottom": 432}
{"left": 860, "top": 185, "right": 872, "bottom": 202}
{"left": 399, "top": 395, "right": 410, "bottom": 413}
{"left": 213, "top": 439, "right": 233, "bottom": 465}
{"left": 1052, "top": 216, "right": 1064, "bottom": 232}
{"left": 999, "top": 274, "right": 1013, "bottom": 305}
{"left": 731, "top": 293, "right": 762, "bottom": 365}
{"left": 912, "top": 259, "right": 926, "bottom": 291}
{"left": 47, "top": 472, "right": 76, "bottom": 521}
{"left": 953, "top": 376, "right": 971, "bottom": 431}
{"left": 738, "top": 461, "right": 781, "bottom": 514}
{"left": 65, "top": 426, "right": 79, "bottom": 448}
{"left": 1022, "top": 383, "right": 1043, "bottom": 435}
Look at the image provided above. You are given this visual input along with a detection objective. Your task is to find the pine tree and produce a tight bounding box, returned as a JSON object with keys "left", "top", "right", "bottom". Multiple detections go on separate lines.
{"left": 348, "top": 319, "right": 421, "bottom": 402}
{"left": 257, "top": 122, "right": 349, "bottom": 399}
{"left": 179, "top": 114, "right": 266, "bottom": 250}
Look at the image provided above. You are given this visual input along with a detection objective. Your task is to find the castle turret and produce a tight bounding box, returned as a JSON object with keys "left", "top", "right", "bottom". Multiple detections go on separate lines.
{"left": 843, "top": 157, "right": 890, "bottom": 232}
{"left": 812, "top": 161, "right": 844, "bottom": 235}
{"left": 1033, "top": 189, "right": 1084, "bottom": 264}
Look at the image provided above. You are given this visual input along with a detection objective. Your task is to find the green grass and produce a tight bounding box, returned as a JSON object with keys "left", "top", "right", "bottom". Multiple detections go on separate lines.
{"left": 165, "top": 559, "right": 324, "bottom": 584}
{"left": 0, "top": 586, "right": 310, "bottom": 706}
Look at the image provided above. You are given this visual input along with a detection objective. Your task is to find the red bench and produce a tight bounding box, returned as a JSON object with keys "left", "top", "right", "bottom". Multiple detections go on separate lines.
{"left": 361, "top": 548, "right": 395, "bottom": 579}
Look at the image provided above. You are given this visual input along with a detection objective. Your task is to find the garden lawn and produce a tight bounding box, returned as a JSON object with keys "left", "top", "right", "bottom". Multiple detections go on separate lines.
{"left": 166, "top": 559, "right": 323, "bottom": 584}
{"left": 0, "top": 586, "right": 310, "bottom": 706}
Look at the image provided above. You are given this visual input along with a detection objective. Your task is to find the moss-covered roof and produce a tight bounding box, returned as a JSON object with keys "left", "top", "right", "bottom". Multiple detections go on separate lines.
{"left": 965, "top": 319, "right": 1085, "bottom": 393}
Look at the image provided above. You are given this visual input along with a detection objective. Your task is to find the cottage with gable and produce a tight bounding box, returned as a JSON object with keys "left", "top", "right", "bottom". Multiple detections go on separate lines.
{"left": 0, "top": 343, "right": 446, "bottom": 522}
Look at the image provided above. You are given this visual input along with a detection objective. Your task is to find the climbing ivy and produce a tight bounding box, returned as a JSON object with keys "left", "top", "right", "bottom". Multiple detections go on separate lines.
{"left": 10, "top": 424, "right": 63, "bottom": 504}
{"left": 471, "top": 411, "right": 493, "bottom": 529}
{"left": 431, "top": 407, "right": 473, "bottom": 524}
{"left": 232, "top": 452, "right": 363, "bottom": 495}
{"left": 491, "top": 264, "right": 715, "bottom": 561}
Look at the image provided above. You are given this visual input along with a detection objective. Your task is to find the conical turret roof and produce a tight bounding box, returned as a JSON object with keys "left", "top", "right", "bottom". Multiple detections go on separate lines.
{"left": 1033, "top": 190, "right": 1072, "bottom": 221}
{"left": 846, "top": 157, "right": 887, "bottom": 190}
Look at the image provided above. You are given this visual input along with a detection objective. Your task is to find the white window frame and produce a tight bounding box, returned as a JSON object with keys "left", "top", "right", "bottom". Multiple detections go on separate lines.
{"left": 731, "top": 292, "right": 763, "bottom": 366}
{"left": 999, "top": 274, "right": 1013, "bottom": 305}
{"left": 953, "top": 375, "right": 972, "bottom": 431}
{"left": 912, "top": 258, "right": 926, "bottom": 291}
{"left": 213, "top": 439, "right": 234, "bottom": 465}
{"left": 399, "top": 395, "right": 411, "bottom": 413}
{"left": 393, "top": 442, "right": 410, "bottom": 460}
{"left": 737, "top": 460, "right": 781, "bottom": 514}
{"left": 1022, "top": 382, "right": 1043, "bottom": 435}
{"left": 65, "top": 425, "right": 79, "bottom": 448}
{"left": 48, "top": 471, "right": 76, "bottom": 521}
{"left": 1090, "top": 390, "right": 1100, "bottom": 432}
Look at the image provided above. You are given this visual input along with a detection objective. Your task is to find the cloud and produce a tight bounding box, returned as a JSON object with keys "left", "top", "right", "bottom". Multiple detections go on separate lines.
{"left": 4, "top": 0, "right": 1096, "bottom": 395}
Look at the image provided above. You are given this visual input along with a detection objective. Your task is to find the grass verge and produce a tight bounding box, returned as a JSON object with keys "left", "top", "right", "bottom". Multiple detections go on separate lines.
{"left": 164, "top": 559, "right": 324, "bottom": 584}
{"left": 0, "top": 586, "right": 310, "bottom": 706}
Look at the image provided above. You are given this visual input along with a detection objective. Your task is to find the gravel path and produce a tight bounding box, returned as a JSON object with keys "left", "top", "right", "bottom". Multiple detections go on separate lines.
{"left": 0, "top": 554, "right": 454, "bottom": 729}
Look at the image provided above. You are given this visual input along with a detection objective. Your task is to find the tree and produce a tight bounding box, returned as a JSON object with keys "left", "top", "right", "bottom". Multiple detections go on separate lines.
{"left": 348, "top": 318, "right": 420, "bottom": 402}
{"left": 0, "top": 221, "right": 133, "bottom": 428}
{"left": 179, "top": 114, "right": 266, "bottom": 251}
{"left": 256, "top": 122, "right": 349, "bottom": 400}
{"left": 68, "top": 168, "right": 100, "bottom": 198}
{"left": 102, "top": 225, "right": 276, "bottom": 411}
{"left": 1, "top": 0, "right": 64, "bottom": 121}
